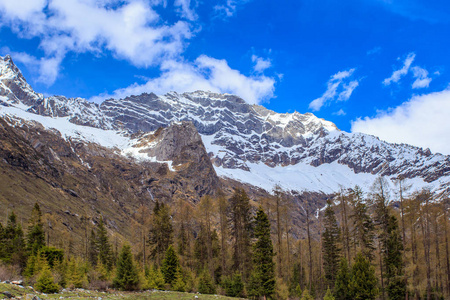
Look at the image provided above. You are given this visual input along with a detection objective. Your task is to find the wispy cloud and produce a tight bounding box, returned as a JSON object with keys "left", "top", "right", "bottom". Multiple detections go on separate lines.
{"left": 383, "top": 53, "right": 415, "bottom": 86}
{"left": 382, "top": 53, "right": 433, "bottom": 89}
{"left": 411, "top": 66, "right": 432, "bottom": 89}
{"left": 251, "top": 55, "right": 271, "bottom": 73}
{"left": 351, "top": 88, "right": 450, "bottom": 155}
{"left": 214, "top": 0, "right": 251, "bottom": 18}
{"left": 90, "top": 55, "right": 276, "bottom": 105}
{"left": 309, "top": 69, "right": 359, "bottom": 111}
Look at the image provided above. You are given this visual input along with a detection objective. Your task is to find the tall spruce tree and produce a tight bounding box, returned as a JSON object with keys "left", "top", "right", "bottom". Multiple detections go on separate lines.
{"left": 229, "top": 188, "right": 253, "bottom": 279}
{"left": 148, "top": 201, "right": 173, "bottom": 265}
{"left": 349, "top": 252, "right": 378, "bottom": 300}
{"left": 350, "top": 186, "right": 375, "bottom": 259}
{"left": 334, "top": 257, "right": 352, "bottom": 300}
{"left": 247, "top": 207, "right": 275, "bottom": 299}
{"left": 97, "top": 217, "right": 113, "bottom": 270}
{"left": 2, "top": 212, "right": 27, "bottom": 268}
{"left": 113, "top": 244, "right": 140, "bottom": 291}
{"left": 161, "top": 245, "right": 180, "bottom": 286}
{"left": 322, "top": 199, "right": 341, "bottom": 289}
{"left": 385, "top": 215, "right": 406, "bottom": 300}
{"left": 26, "top": 203, "right": 46, "bottom": 256}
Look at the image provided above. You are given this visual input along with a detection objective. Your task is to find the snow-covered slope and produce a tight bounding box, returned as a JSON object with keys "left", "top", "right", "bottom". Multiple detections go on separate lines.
{"left": 1, "top": 55, "right": 450, "bottom": 195}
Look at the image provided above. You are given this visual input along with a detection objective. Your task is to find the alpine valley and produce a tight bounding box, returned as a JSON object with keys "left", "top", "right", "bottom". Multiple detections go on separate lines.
{"left": 1, "top": 54, "right": 449, "bottom": 242}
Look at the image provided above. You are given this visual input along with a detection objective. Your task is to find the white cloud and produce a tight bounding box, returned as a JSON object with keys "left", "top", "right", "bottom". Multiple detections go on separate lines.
{"left": 0, "top": 0, "right": 192, "bottom": 84}
{"left": 351, "top": 89, "right": 450, "bottom": 155}
{"left": 90, "top": 55, "right": 276, "bottom": 105}
{"left": 251, "top": 55, "right": 271, "bottom": 73}
{"left": 411, "top": 66, "right": 432, "bottom": 89}
{"left": 309, "top": 68, "right": 359, "bottom": 111}
{"left": 383, "top": 53, "right": 415, "bottom": 86}
{"left": 214, "top": 0, "right": 250, "bottom": 17}
{"left": 174, "top": 0, "right": 197, "bottom": 21}
{"left": 333, "top": 109, "right": 346, "bottom": 116}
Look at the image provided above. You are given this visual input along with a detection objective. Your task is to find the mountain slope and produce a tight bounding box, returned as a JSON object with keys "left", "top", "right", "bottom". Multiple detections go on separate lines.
{"left": 1, "top": 54, "right": 449, "bottom": 196}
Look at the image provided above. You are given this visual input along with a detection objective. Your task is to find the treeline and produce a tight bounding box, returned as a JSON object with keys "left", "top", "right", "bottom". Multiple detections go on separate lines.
{"left": 1, "top": 179, "right": 449, "bottom": 300}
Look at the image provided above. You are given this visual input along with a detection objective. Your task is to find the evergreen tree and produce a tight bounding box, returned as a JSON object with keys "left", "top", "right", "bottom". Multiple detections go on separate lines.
{"left": 172, "top": 266, "right": 186, "bottom": 292}
{"left": 161, "top": 245, "right": 180, "bottom": 286}
{"left": 35, "top": 264, "right": 60, "bottom": 293}
{"left": 113, "top": 244, "right": 140, "bottom": 291}
{"left": 350, "top": 186, "right": 375, "bottom": 259}
{"left": 26, "top": 203, "right": 46, "bottom": 256}
{"left": 222, "top": 272, "right": 244, "bottom": 297}
{"left": 148, "top": 201, "right": 173, "bottom": 265}
{"left": 146, "top": 265, "right": 165, "bottom": 289}
{"left": 97, "top": 217, "right": 113, "bottom": 271}
{"left": 0, "top": 222, "right": 4, "bottom": 259}
{"left": 324, "top": 288, "right": 336, "bottom": 300}
{"left": 385, "top": 215, "right": 406, "bottom": 300}
{"left": 229, "top": 188, "right": 253, "bottom": 279}
{"left": 198, "top": 269, "right": 216, "bottom": 294}
{"left": 349, "top": 252, "right": 378, "bottom": 300}
{"left": 289, "top": 262, "right": 306, "bottom": 297}
{"left": 334, "top": 257, "right": 352, "bottom": 300}
{"left": 247, "top": 207, "right": 275, "bottom": 299}
{"left": 2, "top": 212, "right": 27, "bottom": 268}
{"left": 300, "top": 289, "right": 314, "bottom": 300}
{"left": 322, "top": 199, "right": 341, "bottom": 289}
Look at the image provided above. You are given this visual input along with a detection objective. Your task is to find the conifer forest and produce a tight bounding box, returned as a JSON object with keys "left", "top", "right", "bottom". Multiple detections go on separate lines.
{"left": 1, "top": 178, "right": 450, "bottom": 300}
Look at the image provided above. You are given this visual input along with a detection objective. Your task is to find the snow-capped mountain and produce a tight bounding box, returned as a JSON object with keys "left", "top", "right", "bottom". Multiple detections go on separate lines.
{"left": 1, "top": 55, "right": 449, "bottom": 195}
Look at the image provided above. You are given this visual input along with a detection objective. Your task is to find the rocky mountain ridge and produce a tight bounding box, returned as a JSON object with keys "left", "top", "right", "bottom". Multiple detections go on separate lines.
{"left": 1, "top": 54, "right": 449, "bottom": 195}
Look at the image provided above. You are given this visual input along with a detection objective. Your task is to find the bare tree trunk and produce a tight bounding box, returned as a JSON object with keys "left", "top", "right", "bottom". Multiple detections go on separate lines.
{"left": 276, "top": 192, "right": 283, "bottom": 278}
{"left": 434, "top": 214, "right": 443, "bottom": 294}
{"left": 379, "top": 237, "right": 386, "bottom": 300}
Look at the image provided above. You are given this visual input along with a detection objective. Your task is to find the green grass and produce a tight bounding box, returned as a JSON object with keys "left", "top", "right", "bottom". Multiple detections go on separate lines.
{"left": 0, "top": 283, "right": 246, "bottom": 299}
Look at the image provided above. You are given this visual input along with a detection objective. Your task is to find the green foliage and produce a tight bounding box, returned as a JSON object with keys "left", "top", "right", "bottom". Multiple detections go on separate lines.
{"left": 350, "top": 186, "right": 375, "bottom": 259}
{"left": 289, "top": 263, "right": 305, "bottom": 298}
{"left": 23, "top": 252, "right": 47, "bottom": 280}
{"left": 222, "top": 272, "right": 244, "bottom": 298}
{"left": 1, "top": 212, "right": 27, "bottom": 268}
{"left": 148, "top": 201, "right": 173, "bottom": 264}
{"left": 334, "top": 257, "right": 352, "bottom": 300}
{"left": 172, "top": 267, "right": 186, "bottom": 292}
{"left": 113, "top": 244, "right": 140, "bottom": 291}
{"left": 145, "top": 265, "right": 165, "bottom": 289}
{"left": 66, "top": 257, "right": 89, "bottom": 288}
{"left": 247, "top": 207, "right": 275, "bottom": 299}
{"left": 300, "top": 289, "right": 314, "bottom": 300}
{"left": 39, "top": 246, "right": 64, "bottom": 268}
{"left": 385, "top": 215, "right": 406, "bottom": 300}
{"left": 322, "top": 200, "right": 341, "bottom": 288}
{"left": 161, "top": 245, "right": 180, "bottom": 286}
{"left": 324, "top": 288, "right": 336, "bottom": 300}
{"left": 198, "top": 270, "right": 216, "bottom": 294}
{"left": 35, "top": 265, "right": 60, "bottom": 294}
{"left": 26, "top": 203, "right": 46, "bottom": 256}
{"left": 97, "top": 218, "right": 114, "bottom": 271}
{"left": 349, "top": 252, "right": 378, "bottom": 300}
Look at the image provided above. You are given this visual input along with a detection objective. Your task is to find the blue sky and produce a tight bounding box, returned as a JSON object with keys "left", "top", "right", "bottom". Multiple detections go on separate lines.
{"left": 1, "top": 0, "right": 450, "bottom": 154}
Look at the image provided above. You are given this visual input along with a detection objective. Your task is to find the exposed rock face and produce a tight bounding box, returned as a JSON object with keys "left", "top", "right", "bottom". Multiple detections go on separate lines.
{"left": 1, "top": 54, "right": 450, "bottom": 194}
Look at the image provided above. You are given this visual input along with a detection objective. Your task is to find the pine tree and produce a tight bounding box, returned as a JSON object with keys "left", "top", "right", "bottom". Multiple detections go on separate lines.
{"left": 198, "top": 269, "right": 216, "bottom": 294}
{"left": 385, "top": 215, "right": 406, "bottom": 300}
{"left": 222, "top": 272, "right": 244, "bottom": 297}
{"left": 2, "top": 212, "right": 27, "bottom": 268}
{"left": 35, "top": 264, "right": 60, "bottom": 293}
{"left": 97, "top": 217, "right": 113, "bottom": 271}
{"left": 148, "top": 201, "right": 173, "bottom": 265}
{"left": 324, "top": 288, "right": 336, "bottom": 300}
{"left": 161, "top": 245, "right": 180, "bottom": 286}
{"left": 88, "top": 228, "right": 98, "bottom": 266}
{"left": 349, "top": 252, "right": 378, "bottom": 300}
{"left": 300, "top": 289, "right": 314, "bottom": 300}
{"left": 334, "top": 257, "right": 352, "bottom": 300}
{"left": 172, "top": 266, "right": 186, "bottom": 292}
{"left": 146, "top": 265, "right": 165, "bottom": 289}
{"left": 113, "top": 244, "right": 140, "bottom": 291}
{"left": 26, "top": 203, "right": 46, "bottom": 256}
{"left": 229, "top": 188, "right": 253, "bottom": 279}
{"left": 350, "top": 186, "right": 375, "bottom": 259}
{"left": 322, "top": 199, "right": 341, "bottom": 289}
{"left": 247, "top": 207, "right": 275, "bottom": 299}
